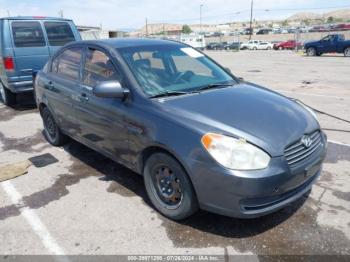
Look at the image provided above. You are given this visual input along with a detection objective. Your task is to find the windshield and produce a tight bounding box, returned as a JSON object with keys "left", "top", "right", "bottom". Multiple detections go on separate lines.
{"left": 118, "top": 44, "right": 235, "bottom": 97}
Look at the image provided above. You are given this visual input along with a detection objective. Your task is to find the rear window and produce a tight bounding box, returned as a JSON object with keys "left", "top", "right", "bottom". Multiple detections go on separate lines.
{"left": 44, "top": 22, "right": 75, "bottom": 46}
{"left": 11, "top": 21, "right": 45, "bottom": 47}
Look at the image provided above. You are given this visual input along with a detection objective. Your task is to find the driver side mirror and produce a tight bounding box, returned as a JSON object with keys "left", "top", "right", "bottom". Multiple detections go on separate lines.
{"left": 93, "top": 81, "right": 129, "bottom": 100}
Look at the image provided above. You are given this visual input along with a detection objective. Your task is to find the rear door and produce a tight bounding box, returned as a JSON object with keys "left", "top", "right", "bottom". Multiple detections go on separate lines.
{"left": 10, "top": 20, "right": 50, "bottom": 80}
{"left": 45, "top": 46, "right": 83, "bottom": 134}
{"left": 43, "top": 21, "right": 78, "bottom": 56}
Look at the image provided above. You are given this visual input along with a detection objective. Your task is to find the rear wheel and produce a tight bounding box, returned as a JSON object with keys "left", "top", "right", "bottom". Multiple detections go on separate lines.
{"left": 144, "top": 152, "right": 198, "bottom": 220}
{"left": 344, "top": 47, "right": 350, "bottom": 57}
{"left": 41, "top": 107, "right": 68, "bottom": 146}
{"left": 0, "top": 83, "right": 16, "bottom": 106}
{"left": 307, "top": 47, "right": 316, "bottom": 56}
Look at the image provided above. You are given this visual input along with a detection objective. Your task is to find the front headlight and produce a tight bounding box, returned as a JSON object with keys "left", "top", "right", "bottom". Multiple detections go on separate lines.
{"left": 201, "top": 133, "right": 270, "bottom": 170}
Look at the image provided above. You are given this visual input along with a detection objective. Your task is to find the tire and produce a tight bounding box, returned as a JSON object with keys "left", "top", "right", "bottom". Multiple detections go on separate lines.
{"left": 253, "top": 47, "right": 257, "bottom": 50}
{"left": 344, "top": 47, "right": 350, "bottom": 57}
{"left": 267, "top": 47, "right": 271, "bottom": 50}
{"left": 41, "top": 107, "right": 68, "bottom": 146}
{"left": 0, "top": 83, "right": 16, "bottom": 106}
{"left": 144, "top": 152, "right": 198, "bottom": 220}
{"left": 307, "top": 47, "right": 316, "bottom": 56}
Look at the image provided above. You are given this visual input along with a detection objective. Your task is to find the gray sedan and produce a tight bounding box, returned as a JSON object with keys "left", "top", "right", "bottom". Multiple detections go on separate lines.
{"left": 35, "top": 38, "right": 327, "bottom": 220}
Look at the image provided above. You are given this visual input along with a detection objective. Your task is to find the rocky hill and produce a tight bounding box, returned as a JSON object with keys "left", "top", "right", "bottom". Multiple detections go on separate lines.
{"left": 288, "top": 9, "right": 350, "bottom": 21}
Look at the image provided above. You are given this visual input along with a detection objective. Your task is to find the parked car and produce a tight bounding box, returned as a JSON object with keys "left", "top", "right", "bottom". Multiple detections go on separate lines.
{"left": 256, "top": 41, "right": 274, "bottom": 50}
{"left": 309, "top": 26, "right": 328, "bottom": 33}
{"left": 35, "top": 38, "right": 327, "bottom": 220}
{"left": 0, "top": 16, "right": 81, "bottom": 106}
{"left": 242, "top": 28, "right": 253, "bottom": 35}
{"left": 256, "top": 29, "right": 271, "bottom": 35}
{"left": 206, "top": 42, "right": 224, "bottom": 50}
{"left": 223, "top": 42, "right": 240, "bottom": 50}
{"left": 240, "top": 40, "right": 262, "bottom": 50}
{"left": 330, "top": 24, "right": 350, "bottom": 31}
{"left": 273, "top": 40, "right": 303, "bottom": 50}
{"left": 304, "top": 34, "right": 350, "bottom": 56}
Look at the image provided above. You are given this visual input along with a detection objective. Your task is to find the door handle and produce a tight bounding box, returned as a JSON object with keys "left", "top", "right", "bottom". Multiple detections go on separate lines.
{"left": 80, "top": 93, "right": 89, "bottom": 102}
{"left": 46, "top": 81, "right": 54, "bottom": 90}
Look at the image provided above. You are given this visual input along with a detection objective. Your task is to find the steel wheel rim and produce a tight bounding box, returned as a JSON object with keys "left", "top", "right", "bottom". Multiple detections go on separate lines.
{"left": 308, "top": 48, "right": 315, "bottom": 56}
{"left": 345, "top": 48, "right": 350, "bottom": 57}
{"left": 151, "top": 165, "right": 183, "bottom": 209}
{"left": 44, "top": 113, "right": 57, "bottom": 139}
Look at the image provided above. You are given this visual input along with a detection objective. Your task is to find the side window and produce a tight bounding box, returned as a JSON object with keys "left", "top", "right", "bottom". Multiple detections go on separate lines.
{"left": 44, "top": 22, "right": 75, "bottom": 46}
{"left": 11, "top": 21, "right": 45, "bottom": 47}
{"left": 52, "top": 47, "right": 82, "bottom": 81}
{"left": 83, "top": 48, "right": 120, "bottom": 87}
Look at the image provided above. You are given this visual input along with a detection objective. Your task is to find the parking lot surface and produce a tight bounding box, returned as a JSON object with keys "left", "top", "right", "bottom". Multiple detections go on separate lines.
{"left": 0, "top": 51, "right": 349, "bottom": 259}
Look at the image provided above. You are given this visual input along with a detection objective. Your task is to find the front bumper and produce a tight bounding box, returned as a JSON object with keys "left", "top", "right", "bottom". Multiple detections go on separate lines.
{"left": 188, "top": 132, "right": 327, "bottom": 218}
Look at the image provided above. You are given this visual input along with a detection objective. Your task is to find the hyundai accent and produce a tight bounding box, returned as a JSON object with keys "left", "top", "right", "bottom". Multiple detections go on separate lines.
{"left": 35, "top": 39, "right": 327, "bottom": 220}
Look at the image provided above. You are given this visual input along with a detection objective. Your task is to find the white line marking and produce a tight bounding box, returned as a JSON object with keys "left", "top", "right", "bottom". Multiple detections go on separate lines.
{"left": 329, "top": 140, "right": 350, "bottom": 147}
{"left": 275, "top": 90, "right": 348, "bottom": 100}
{"left": 1, "top": 181, "right": 69, "bottom": 262}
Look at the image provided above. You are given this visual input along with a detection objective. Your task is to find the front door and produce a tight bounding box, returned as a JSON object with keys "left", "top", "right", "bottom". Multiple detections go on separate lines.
{"left": 75, "top": 46, "right": 130, "bottom": 164}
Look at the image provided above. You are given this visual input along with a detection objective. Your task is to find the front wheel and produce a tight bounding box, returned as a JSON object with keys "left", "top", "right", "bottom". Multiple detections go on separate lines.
{"left": 41, "top": 107, "right": 68, "bottom": 146}
{"left": 144, "top": 153, "right": 198, "bottom": 220}
{"left": 0, "top": 83, "right": 16, "bottom": 106}
{"left": 344, "top": 47, "right": 350, "bottom": 57}
{"left": 307, "top": 47, "right": 316, "bottom": 56}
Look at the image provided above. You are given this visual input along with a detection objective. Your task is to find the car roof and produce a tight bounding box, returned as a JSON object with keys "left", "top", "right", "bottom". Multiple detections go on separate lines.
{"left": 67, "top": 38, "right": 186, "bottom": 49}
{"left": 0, "top": 16, "right": 72, "bottom": 21}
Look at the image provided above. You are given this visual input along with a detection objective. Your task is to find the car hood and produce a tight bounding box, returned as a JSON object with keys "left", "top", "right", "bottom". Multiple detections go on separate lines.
{"left": 155, "top": 83, "right": 319, "bottom": 157}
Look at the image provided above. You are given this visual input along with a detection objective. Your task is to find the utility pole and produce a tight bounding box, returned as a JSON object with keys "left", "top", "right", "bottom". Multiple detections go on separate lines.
{"left": 6, "top": 10, "right": 10, "bottom": 17}
{"left": 59, "top": 10, "right": 64, "bottom": 18}
{"left": 145, "top": 18, "right": 149, "bottom": 37}
{"left": 200, "top": 4, "right": 203, "bottom": 35}
{"left": 249, "top": 0, "right": 254, "bottom": 40}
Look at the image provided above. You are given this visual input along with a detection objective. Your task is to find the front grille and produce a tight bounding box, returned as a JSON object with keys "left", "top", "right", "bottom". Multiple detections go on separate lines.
{"left": 284, "top": 131, "right": 322, "bottom": 166}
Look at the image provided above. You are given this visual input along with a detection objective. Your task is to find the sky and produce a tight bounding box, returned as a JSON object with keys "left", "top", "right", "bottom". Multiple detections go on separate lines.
{"left": 1, "top": 0, "right": 350, "bottom": 30}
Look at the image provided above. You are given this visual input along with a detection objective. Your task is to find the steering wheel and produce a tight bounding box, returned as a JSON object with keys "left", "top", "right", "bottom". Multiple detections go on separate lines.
{"left": 173, "top": 71, "right": 194, "bottom": 83}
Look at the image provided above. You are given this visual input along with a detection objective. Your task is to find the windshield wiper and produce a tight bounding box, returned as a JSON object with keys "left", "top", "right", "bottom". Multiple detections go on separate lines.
{"left": 149, "top": 91, "right": 188, "bottom": 99}
{"left": 195, "top": 82, "right": 234, "bottom": 92}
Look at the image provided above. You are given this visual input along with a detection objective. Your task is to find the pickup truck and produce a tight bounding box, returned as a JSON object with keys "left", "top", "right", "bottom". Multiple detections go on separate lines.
{"left": 304, "top": 34, "right": 350, "bottom": 57}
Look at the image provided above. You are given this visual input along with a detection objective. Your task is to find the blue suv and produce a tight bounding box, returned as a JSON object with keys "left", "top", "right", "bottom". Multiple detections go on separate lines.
{"left": 0, "top": 16, "right": 81, "bottom": 105}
